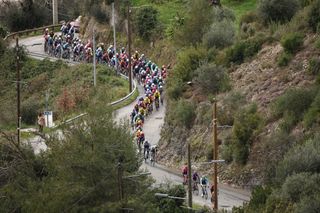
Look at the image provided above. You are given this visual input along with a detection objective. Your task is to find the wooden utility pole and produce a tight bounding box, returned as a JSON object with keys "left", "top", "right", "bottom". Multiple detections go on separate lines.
{"left": 16, "top": 38, "right": 21, "bottom": 147}
{"left": 212, "top": 101, "right": 218, "bottom": 210}
{"left": 52, "top": 0, "right": 58, "bottom": 24}
{"left": 187, "top": 143, "right": 192, "bottom": 211}
{"left": 127, "top": 1, "right": 132, "bottom": 92}
{"left": 93, "top": 29, "right": 97, "bottom": 87}
{"left": 112, "top": 2, "right": 118, "bottom": 73}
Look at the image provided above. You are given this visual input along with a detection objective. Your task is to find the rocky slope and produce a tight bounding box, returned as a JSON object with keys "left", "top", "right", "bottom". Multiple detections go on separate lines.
{"left": 157, "top": 35, "right": 318, "bottom": 188}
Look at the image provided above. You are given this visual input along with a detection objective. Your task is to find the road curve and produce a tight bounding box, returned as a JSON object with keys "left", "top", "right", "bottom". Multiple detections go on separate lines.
{"left": 21, "top": 35, "right": 251, "bottom": 210}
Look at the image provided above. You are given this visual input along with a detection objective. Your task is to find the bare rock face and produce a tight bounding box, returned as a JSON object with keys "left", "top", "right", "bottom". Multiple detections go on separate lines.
{"left": 229, "top": 43, "right": 315, "bottom": 112}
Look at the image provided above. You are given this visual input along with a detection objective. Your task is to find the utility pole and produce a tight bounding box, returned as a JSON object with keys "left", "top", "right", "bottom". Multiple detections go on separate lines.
{"left": 112, "top": 2, "right": 118, "bottom": 73}
{"left": 127, "top": 1, "right": 132, "bottom": 92}
{"left": 212, "top": 101, "right": 218, "bottom": 210}
{"left": 93, "top": 29, "right": 97, "bottom": 87}
{"left": 16, "top": 38, "right": 21, "bottom": 147}
{"left": 187, "top": 143, "right": 192, "bottom": 212}
{"left": 45, "top": 89, "right": 49, "bottom": 127}
{"left": 52, "top": 0, "right": 58, "bottom": 24}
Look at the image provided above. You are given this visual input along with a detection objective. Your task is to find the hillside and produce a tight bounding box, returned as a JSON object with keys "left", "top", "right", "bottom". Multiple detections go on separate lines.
{"left": 147, "top": 0, "right": 320, "bottom": 212}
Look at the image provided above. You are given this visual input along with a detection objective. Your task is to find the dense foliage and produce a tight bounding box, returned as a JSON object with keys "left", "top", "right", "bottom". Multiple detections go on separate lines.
{"left": 0, "top": 107, "right": 156, "bottom": 212}
{"left": 257, "top": 0, "right": 300, "bottom": 23}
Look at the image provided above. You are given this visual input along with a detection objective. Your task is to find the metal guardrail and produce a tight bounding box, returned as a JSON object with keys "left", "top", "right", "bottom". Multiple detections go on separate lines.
{"left": 13, "top": 27, "right": 138, "bottom": 128}
{"left": 4, "top": 24, "right": 63, "bottom": 41}
{"left": 54, "top": 76, "right": 137, "bottom": 128}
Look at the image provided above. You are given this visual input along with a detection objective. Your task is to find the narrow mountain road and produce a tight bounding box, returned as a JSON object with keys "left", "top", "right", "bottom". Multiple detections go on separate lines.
{"left": 21, "top": 35, "right": 251, "bottom": 210}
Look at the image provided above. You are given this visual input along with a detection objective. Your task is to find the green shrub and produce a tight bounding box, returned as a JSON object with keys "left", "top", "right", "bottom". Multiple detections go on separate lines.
{"left": 21, "top": 98, "right": 41, "bottom": 125}
{"left": 2, "top": 0, "right": 50, "bottom": 31}
{"left": 277, "top": 52, "right": 293, "bottom": 67}
{"left": 304, "top": 90, "right": 320, "bottom": 127}
{"left": 273, "top": 88, "right": 316, "bottom": 120}
{"left": 134, "top": 6, "right": 159, "bottom": 41}
{"left": 194, "top": 63, "right": 230, "bottom": 94}
{"left": 232, "top": 104, "right": 261, "bottom": 164}
{"left": 240, "top": 11, "right": 258, "bottom": 26}
{"left": 221, "top": 136, "right": 234, "bottom": 163}
{"left": 170, "top": 99, "right": 196, "bottom": 129}
{"left": 248, "top": 186, "right": 272, "bottom": 211}
{"left": 203, "top": 20, "right": 235, "bottom": 49}
{"left": 307, "top": 0, "right": 320, "bottom": 32}
{"left": 226, "top": 42, "right": 247, "bottom": 65}
{"left": 226, "top": 36, "right": 265, "bottom": 65}
{"left": 300, "top": 0, "right": 316, "bottom": 7}
{"left": 281, "top": 32, "right": 304, "bottom": 53}
{"left": 174, "top": 0, "right": 213, "bottom": 46}
{"left": 276, "top": 135, "right": 320, "bottom": 183}
{"left": 219, "top": 92, "right": 246, "bottom": 125}
{"left": 316, "top": 37, "right": 320, "bottom": 49}
{"left": 166, "top": 79, "right": 184, "bottom": 100}
{"left": 258, "top": 0, "right": 300, "bottom": 23}
{"left": 90, "top": 4, "right": 110, "bottom": 23}
{"left": 308, "top": 57, "right": 320, "bottom": 75}
{"left": 172, "top": 46, "right": 207, "bottom": 82}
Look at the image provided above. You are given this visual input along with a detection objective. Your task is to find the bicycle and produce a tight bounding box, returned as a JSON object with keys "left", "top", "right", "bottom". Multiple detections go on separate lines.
{"left": 144, "top": 149, "right": 149, "bottom": 163}
{"left": 192, "top": 180, "right": 199, "bottom": 195}
{"left": 201, "top": 185, "right": 208, "bottom": 200}
{"left": 150, "top": 151, "right": 155, "bottom": 166}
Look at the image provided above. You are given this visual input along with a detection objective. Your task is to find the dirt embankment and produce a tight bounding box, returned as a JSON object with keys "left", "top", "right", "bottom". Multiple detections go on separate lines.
{"left": 158, "top": 35, "right": 319, "bottom": 188}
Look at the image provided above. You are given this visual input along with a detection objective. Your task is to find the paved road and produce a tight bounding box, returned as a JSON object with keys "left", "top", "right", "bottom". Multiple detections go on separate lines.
{"left": 20, "top": 35, "right": 251, "bottom": 211}
{"left": 115, "top": 86, "right": 250, "bottom": 210}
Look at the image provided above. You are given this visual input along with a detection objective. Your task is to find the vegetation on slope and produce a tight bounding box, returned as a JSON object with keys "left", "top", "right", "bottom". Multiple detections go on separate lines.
{"left": 153, "top": 0, "right": 320, "bottom": 212}
{"left": 0, "top": 42, "right": 129, "bottom": 131}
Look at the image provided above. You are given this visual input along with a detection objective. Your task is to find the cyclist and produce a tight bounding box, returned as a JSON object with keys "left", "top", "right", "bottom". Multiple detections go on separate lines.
{"left": 150, "top": 146, "right": 156, "bottom": 165}
{"left": 143, "top": 140, "right": 150, "bottom": 161}
{"left": 154, "top": 89, "right": 160, "bottom": 110}
{"left": 182, "top": 165, "right": 188, "bottom": 185}
{"left": 192, "top": 171, "right": 200, "bottom": 192}
{"left": 200, "top": 175, "right": 209, "bottom": 198}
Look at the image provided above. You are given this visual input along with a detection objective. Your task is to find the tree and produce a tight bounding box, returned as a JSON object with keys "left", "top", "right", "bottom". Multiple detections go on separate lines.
{"left": 174, "top": 0, "right": 213, "bottom": 46}
{"left": 134, "top": 6, "right": 159, "bottom": 41}
{"left": 0, "top": 105, "right": 157, "bottom": 212}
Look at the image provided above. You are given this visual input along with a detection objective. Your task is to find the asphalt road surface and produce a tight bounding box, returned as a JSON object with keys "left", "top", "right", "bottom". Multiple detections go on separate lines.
{"left": 20, "top": 35, "right": 251, "bottom": 211}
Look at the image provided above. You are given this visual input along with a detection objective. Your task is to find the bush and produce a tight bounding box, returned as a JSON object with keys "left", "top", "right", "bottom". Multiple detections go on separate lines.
{"left": 304, "top": 90, "right": 320, "bottom": 127}
{"left": 203, "top": 20, "right": 235, "bottom": 49}
{"left": 248, "top": 186, "right": 272, "bottom": 211}
{"left": 2, "top": 0, "right": 50, "bottom": 31}
{"left": 171, "top": 46, "right": 207, "bottom": 83}
{"left": 134, "top": 6, "right": 159, "bottom": 41}
{"left": 219, "top": 92, "right": 246, "bottom": 125}
{"left": 276, "top": 135, "right": 320, "bottom": 183}
{"left": 308, "top": 57, "right": 320, "bottom": 75}
{"left": 307, "top": 0, "right": 320, "bottom": 32}
{"left": 258, "top": 0, "right": 300, "bottom": 23}
{"left": 281, "top": 32, "right": 304, "bottom": 53}
{"left": 169, "top": 99, "right": 196, "bottom": 129}
{"left": 232, "top": 104, "right": 261, "bottom": 164}
{"left": 194, "top": 63, "right": 230, "bottom": 94}
{"left": 174, "top": 0, "right": 213, "bottom": 46}
{"left": 90, "top": 4, "right": 109, "bottom": 23}
{"left": 273, "top": 88, "right": 316, "bottom": 120}
{"left": 166, "top": 78, "right": 184, "bottom": 100}
{"left": 226, "top": 36, "right": 265, "bottom": 65}
{"left": 277, "top": 51, "right": 293, "bottom": 67}
{"left": 21, "top": 98, "right": 41, "bottom": 125}
{"left": 240, "top": 11, "right": 259, "bottom": 26}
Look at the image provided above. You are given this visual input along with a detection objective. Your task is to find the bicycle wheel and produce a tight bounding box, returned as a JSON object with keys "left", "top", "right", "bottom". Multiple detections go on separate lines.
{"left": 193, "top": 183, "right": 199, "bottom": 195}
{"left": 204, "top": 189, "right": 208, "bottom": 200}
